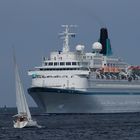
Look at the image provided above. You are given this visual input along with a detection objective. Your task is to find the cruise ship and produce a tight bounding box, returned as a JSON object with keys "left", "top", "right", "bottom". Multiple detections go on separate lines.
{"left": 28, "top": 25, "right": 140, "bottom": 113}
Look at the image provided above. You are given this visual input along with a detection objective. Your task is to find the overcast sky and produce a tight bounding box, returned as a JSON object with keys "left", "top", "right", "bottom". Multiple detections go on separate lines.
{"left": 0, "top": 0, "right": 140, "bottom": 107}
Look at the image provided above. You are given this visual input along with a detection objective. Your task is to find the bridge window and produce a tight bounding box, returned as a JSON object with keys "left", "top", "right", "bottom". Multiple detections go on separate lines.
{"left": 48, "top": 62, "right": 53, "bottom": 66}
{"left": 60, "top": 62, "right": 65, "bottom": 65}
{"left": 66, "top": 62, "right": 71, "bottom": 65}
{"left": 54, "top": 62, "right": 58, "bottom": 66}
{"left": 72, "top": 62, "right": 76, "bottom": 65}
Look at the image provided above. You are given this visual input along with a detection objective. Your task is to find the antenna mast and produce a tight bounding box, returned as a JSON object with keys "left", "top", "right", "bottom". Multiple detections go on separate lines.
{"left": 59, "top": 25, "right": 76, "bottom": 52}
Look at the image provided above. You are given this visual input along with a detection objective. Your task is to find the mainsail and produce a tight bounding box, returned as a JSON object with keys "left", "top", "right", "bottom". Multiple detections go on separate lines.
{"left": 13, "top": 51, "right": 31, "bottom": 120}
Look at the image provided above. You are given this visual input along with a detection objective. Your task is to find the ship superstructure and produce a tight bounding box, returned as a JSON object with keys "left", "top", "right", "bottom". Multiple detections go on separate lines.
{"left": 28, "top": 25, "right": 140, "bottom": 113}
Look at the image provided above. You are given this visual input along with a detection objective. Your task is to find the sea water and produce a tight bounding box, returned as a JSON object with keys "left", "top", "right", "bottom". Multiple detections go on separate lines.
{"left": 0, "top": 108, "right": 140, "bottom": 140}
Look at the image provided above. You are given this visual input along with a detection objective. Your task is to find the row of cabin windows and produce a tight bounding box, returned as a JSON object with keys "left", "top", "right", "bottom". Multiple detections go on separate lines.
{"left": 32, "top": 75, "right": 69, "bottom": 78}
{"left": 104, "top": 63, "right": 126, "bottom": 67}
{"left": 39, "top": 67, "right": 88, "bottom": 71}
{"left": 104, "top": 63, "right": 115, "bottom": 66}
{"left": 83, "top": 56, "right": 101, "bottom": 59}
{"left": 45, "top": 62, "right": 79, "bottom": 66}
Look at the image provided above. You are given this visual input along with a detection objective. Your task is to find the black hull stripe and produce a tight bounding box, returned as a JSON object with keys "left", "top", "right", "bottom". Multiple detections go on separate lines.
{"left": 28, "top": 87, "right": 140, "bottom": 95}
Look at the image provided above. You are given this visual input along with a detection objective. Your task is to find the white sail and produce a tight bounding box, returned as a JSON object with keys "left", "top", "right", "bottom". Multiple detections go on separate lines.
{"left": 13, "top": 52, "right": 31, "bottom": 120}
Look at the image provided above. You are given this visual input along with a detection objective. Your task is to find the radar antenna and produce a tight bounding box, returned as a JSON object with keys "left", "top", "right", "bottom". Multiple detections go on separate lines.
{"left": 59, "top": 25, "right": 77, "bottom": 52}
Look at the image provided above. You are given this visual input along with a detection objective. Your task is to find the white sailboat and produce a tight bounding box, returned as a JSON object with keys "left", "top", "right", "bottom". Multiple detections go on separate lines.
{"left": 13, "top": 51, "right": 40, "bottom": 128}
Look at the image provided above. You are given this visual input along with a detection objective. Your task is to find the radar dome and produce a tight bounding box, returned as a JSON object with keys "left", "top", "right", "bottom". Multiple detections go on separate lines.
{"left": 76, "top": 45, "right": 85, "bottom": 51}
{"left": 92, "top": 42, "right": 102, "bottom": 53}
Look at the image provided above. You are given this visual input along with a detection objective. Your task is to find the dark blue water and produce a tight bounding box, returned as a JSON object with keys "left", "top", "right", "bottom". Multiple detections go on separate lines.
{"left": 0, "top": 108, "right": 140, "bottom": 140}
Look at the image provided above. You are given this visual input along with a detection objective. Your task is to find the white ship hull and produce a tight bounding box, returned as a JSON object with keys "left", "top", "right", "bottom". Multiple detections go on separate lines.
{"left": 28, "top": 87, "right": 140, "bottom": 113}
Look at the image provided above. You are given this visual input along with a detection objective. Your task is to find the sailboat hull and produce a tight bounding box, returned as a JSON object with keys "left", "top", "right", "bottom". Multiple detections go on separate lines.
{"left": 14, "top": 121, "right": 28, "bottom": 128}
{"left": 14, "top": 120, "right": 38, "bottom": 128}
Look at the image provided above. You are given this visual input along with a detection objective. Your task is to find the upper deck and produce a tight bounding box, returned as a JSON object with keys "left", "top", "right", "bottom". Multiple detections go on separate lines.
{"left": 28, "top": 25, "right": 135, "bottom": 81}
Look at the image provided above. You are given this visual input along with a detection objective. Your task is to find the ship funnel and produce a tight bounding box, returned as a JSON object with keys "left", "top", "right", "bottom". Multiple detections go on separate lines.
{"left": 99, "top": 28, "right": 112, "bottom": 56}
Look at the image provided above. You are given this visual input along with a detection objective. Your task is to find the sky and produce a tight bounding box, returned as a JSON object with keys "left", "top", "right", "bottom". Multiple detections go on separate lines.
{"left": 0, "top": 0, "right": 140, "bottom": 107}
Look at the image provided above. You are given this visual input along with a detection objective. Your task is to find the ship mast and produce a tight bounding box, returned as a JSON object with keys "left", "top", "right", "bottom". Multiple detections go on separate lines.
{"left": 59, "top": 25, "right": 76, "bottom": 53}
